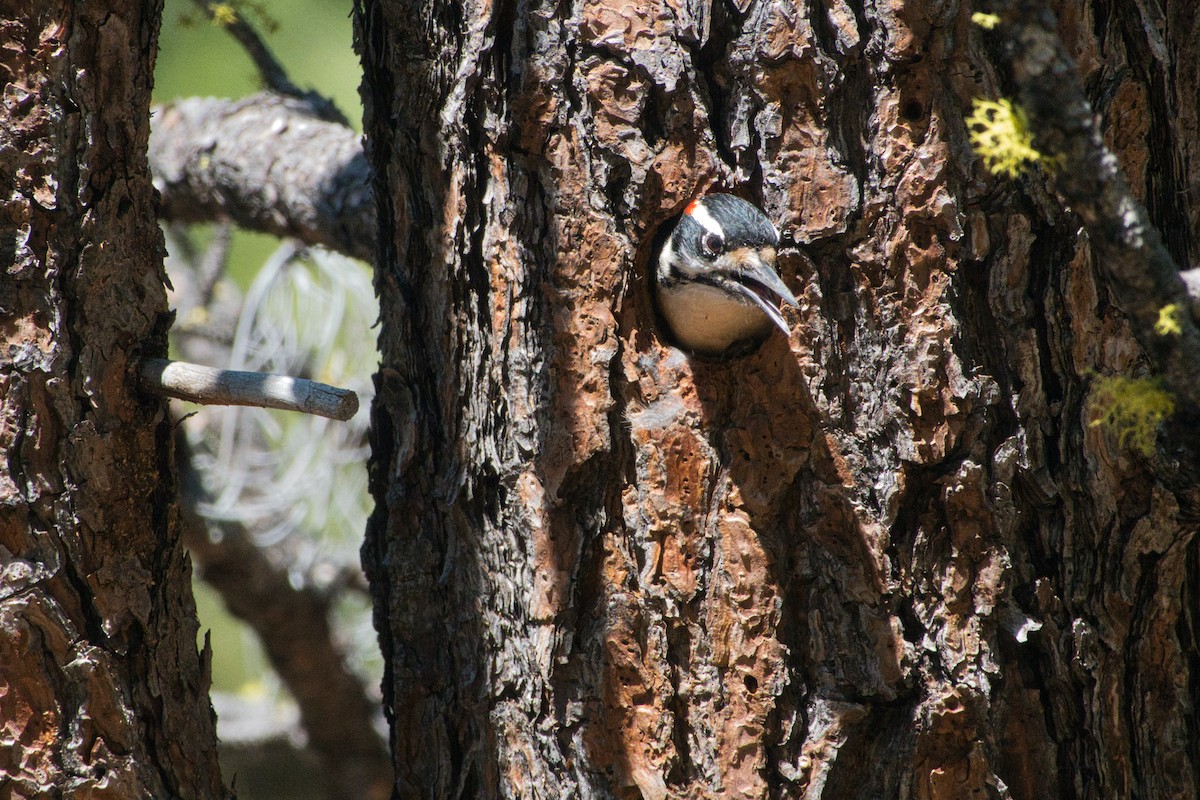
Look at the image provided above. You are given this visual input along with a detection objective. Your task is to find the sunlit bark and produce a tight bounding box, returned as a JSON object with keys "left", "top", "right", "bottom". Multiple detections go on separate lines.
{"left": 355, "top": 1, "right": 1199, "bottom": 797}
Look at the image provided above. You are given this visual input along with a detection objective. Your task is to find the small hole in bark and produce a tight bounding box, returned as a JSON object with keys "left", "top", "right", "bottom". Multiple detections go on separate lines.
{"left": 902, "top": 101, "right": 924, "bottom": 122}
{"left": 743, "top": 674, "right": 758, "bottom": 693}
{"left": 604, "top": 159, "right": 631, "bottom": 216}
{"left": 643, "top": 87, "right": 665, "bottom": 146}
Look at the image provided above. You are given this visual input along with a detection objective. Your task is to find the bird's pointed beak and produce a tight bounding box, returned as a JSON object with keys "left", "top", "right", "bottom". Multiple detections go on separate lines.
{"left": 726, "top": 249, "right": 799, "bottom": 337}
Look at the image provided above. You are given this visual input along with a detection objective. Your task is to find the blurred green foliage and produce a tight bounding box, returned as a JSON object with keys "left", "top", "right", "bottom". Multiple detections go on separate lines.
{"left": 155, "top": 0, "right": 362, "bottom": 127}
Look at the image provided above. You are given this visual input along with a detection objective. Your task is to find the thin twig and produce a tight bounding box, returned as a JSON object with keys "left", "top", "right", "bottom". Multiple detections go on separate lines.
{"left": 141, "top": 358, "right": 359, "bottom": 421}
{"left": 190, "top": 0, "right": 347, "bottom": 124}
{"left": 196, "top": 221, "right": 234, "bottom": 309}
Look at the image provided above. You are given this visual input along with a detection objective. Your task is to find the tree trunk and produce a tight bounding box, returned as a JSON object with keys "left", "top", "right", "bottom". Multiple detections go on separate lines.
{"left": 0, "top": 3, "right": 225, "bottom": 797}
{"left": 355, "top": 0, "right": 1199, "bottom": 797}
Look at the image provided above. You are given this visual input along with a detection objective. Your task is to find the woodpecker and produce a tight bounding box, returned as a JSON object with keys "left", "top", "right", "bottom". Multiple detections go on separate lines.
{"left": 654, "top": 193, "right": 799, "bottom": 356}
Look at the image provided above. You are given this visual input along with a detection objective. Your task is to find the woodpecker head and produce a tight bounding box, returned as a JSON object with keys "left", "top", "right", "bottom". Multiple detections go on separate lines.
{"left": 654, "top": 193, "right": 799, "bottom": 356}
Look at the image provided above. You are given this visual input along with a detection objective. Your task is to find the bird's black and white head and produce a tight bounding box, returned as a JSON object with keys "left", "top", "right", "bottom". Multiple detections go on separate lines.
{"left": 655, "top": 193, "right": 799, "bottom": 356}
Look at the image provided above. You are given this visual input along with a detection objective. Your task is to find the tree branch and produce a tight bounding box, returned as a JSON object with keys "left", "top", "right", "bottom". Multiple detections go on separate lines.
{"left": 141, "top": 357, "right": 359, "bottom": 420}
{"left": 190, "top": 0, "right": 347, "bottom": 124}
{"left": 986, "top": 0, "right": 1200, "bottom": 410}
{"left": 150, "top": 93, "right": 375, "bottom": 262}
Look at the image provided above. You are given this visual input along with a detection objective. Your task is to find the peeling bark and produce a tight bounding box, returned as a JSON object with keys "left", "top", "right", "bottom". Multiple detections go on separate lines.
{"left": 356, "top": 0, "right": 1200, "bottom": 798}
{"left": 0, "top": 3, "right": 225, "bottom": 798}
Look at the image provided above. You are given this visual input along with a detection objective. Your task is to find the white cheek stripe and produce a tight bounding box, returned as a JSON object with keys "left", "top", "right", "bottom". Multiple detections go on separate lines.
{"left": 688, "top": 202, "right": 725, "bottom": 238}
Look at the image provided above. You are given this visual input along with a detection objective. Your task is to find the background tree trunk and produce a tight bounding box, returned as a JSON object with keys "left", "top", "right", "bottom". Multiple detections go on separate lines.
{"left": 0, "top": 3, "right": 225, "bottom": 797}
{"left": 355, "top": 0, "right": 1198, "bottom": 798}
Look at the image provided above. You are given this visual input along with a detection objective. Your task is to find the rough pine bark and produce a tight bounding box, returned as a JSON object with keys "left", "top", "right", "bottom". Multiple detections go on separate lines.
{"left": 0, "top": 3, "right": 225, "bottom": 797}
{"left": 355, "top": 0, "right": 1199, "bottom": 797}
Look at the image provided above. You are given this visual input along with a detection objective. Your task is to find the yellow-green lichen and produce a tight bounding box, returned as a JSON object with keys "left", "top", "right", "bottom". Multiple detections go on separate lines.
{"left": 971, "top": 12, "right": 1001, "bottom": 29}
{"left": 1088, "top": 375, "right": 1175, "bottom": 456}
{"left": 966, "top": 98, "right": 1049, "bottom": 178}
{"left": 208, "top": 2, "right": 238, "bottom": 26}
{"left": 1154, "top": 303, "right": 1183, "bottom": 336}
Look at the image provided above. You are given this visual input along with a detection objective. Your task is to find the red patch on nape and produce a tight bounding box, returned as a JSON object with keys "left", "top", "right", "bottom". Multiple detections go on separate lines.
{"left": 684, "top": 198, "right": 701, "bottom": 216}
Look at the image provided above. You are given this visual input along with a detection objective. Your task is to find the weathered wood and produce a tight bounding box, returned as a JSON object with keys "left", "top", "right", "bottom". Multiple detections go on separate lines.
{"left": 355, "top": 0, "right": 1200, "bottom": 798}
{"left": 140, "top": 357, "right": 359, "bottom": 421}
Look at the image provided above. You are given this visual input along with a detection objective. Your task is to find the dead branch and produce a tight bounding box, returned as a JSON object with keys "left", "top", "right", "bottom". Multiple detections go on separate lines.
{"left": 141, "top": 357, "right": 359, "bottom": 421}
{"left": 189, "top": 0, "right": 346, "bottom": 124}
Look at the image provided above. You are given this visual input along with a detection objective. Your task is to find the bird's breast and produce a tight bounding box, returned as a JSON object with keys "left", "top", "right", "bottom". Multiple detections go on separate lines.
{"left": 655, "top": 281, "right": 774, "bottom": 355}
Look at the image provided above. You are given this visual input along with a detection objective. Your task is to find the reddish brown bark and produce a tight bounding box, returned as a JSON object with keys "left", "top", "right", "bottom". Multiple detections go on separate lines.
{"left": 0, "top": 3, "right": 225, "bottom": 797}
{"left": 356, "top": 0, "right": 1199, "bottom": 797}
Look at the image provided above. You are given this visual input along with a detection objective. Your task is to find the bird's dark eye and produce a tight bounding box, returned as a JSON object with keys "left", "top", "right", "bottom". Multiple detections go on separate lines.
{"left": 701, "top": 231, "right": 724, "bottom": 257}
